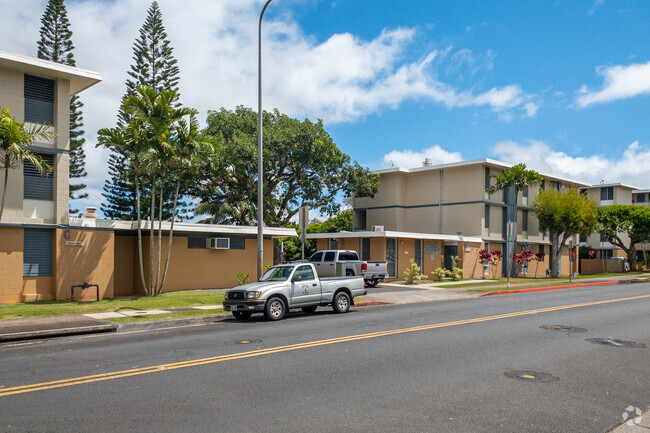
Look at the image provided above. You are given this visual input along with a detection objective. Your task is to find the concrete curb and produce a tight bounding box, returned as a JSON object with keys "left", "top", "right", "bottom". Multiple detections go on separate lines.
{"left": 477, "top": 280, "right": 620, "bottom": 297}
{"left": 0, "top": 323, "right": 117, "bottom": 343}
{"left": 355, "top": 301, "right": 394, "bottom": 307}
{"left": 116, "top": 314, "right": 229, "bottom": 332}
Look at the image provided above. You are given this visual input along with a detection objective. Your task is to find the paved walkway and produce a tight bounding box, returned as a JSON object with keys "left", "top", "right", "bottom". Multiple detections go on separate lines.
{"left": 84, "top": 304, "right": 223, "bottom": 319}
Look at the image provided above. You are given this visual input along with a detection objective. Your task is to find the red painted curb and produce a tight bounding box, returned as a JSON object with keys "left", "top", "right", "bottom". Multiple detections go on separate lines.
{"left": 355, "top": 301, "right": 393, "bottom": 307}
{"left": 477, "top": 280, "right": 620, "bottom": 297}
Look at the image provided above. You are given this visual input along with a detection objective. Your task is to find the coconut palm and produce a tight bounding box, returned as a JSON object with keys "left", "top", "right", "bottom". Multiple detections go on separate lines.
{"left": 486, "top": 163, "right": 543, "bottom": 287}
{"left": 0, "top": 108, "right": 55, "bottom": 220}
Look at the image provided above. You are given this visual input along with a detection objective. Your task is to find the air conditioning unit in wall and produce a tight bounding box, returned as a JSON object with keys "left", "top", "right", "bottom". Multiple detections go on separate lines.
{"left": 371, "top": 225, "right": 385, "bottom": 232}
{"left": 206, "top": 238, "right": 230, "bottom": 249}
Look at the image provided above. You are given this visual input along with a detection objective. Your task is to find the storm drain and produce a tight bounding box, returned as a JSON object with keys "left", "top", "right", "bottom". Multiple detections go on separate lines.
{"left": 504, "top": 371, "right": 560, "bottom": 383}
{"left": 540, "top": 325, "right": 587, "bottom": 333}
{"left": 586, "top": 338, "right": 648, "bottom": 349}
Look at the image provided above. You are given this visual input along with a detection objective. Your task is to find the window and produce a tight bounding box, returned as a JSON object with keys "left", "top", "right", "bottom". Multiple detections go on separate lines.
{"left": 580, "top": 234, "right": 586, "bottom": 243}
{"left": 484, "top": 205, "right": 490, "bottom": 229}
{"left": 309, "top": 252, "right": 323, "bottom": 262}
{"left": 484, "top": 167, "right": 490, "bottom": 189}
{"left": 24, "top": 153, "right": 54, "bottom": 200}
{"left": 522, "top": 210, "right": 528, "bottom": 232}
{"left": 522, "top": 187, "right": 528, "bottom": 198}
{"left": 386, "top": 238, "right": 396, "bottom": 278}
{"left": 324, "top": 251, "right": 336, "bottom": 262}
{"left": 636, "top": 193, "right": 646, "bottom": 203}
{"left": 540, "top": 179, "right": 545, "bottom": 190}
{"left": 551, "top": 181, "right": 561, "bottom": 191}
{"left": 600, "top": 233, "right": 609, "bottom": 242}
{"left": 361, "top": 238, "right": 370, "bottom": 261}
{"left": 187, "top": 236, "right": 245, "bottom": 249}
{"left": 415, "top": 239, "right": 422, "bottom": 270}
{"left": 24, "top": 229, "right": 53, "bottom": 276}
{"left": 293, "top": 265, "right": 315, "bottom": 281}
{"left": 339, "top": 251, "right": 359, "bottom": 261}
{"left": 24, "top": 74, "right": 54, "bottom": 125}
{"left": 600, "top": 187, "right": 613, "bottom": 201}
{"left": 328, "top": 239, "right": 338, "bottom": 250}
{"left": 601, "top": 249, "right": 613, "bottom": 259}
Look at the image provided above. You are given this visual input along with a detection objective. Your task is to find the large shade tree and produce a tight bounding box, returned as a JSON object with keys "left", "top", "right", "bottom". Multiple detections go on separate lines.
{"left": 532, "top": 187, "right": 599, "bottom": 277}
{"left": 0, "top": 109, "right": 55, "bottom": 220}
{"left": 195, "top": 106, "right": 379, "bottom": 227}
{"left": 598, "top": 205, "right": 650, "bottom": 270}
{"left": 486, "top": 163, "right": 543, "bottom": 285}
{"left": 37, "top": 0, "right": 87, "bottom": 215}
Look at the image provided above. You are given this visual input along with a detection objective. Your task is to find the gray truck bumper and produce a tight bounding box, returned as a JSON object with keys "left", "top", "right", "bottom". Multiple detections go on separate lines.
{"left": 223, "top": 300, "right": 265, "bottom": 312}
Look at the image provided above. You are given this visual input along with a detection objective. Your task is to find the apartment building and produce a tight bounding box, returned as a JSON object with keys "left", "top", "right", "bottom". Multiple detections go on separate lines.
{"left": 310, "top": 159, "right": 589, "bottom": 280}
{"left": 0, "top": 51, "right": 295, "bottom": 303}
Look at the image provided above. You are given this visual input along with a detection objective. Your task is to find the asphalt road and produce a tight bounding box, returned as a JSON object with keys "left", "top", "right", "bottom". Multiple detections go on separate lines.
{"left": 1, "top": 284, "right": 649, "bottom": 433}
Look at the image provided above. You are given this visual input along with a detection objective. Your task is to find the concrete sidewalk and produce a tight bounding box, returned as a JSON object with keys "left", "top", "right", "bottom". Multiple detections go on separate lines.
{"left": 0, "top": 315, "right": 117, "bottom": 342}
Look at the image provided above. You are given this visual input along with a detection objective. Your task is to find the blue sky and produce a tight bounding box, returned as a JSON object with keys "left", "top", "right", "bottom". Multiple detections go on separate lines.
{"left": 1, "top": 0, "right": 650, "bottom": 215}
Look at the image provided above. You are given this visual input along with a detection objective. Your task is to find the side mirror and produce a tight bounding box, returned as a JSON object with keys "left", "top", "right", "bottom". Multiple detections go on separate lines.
{"left": 292, "top": 276, "right": 303, "bottom": 282}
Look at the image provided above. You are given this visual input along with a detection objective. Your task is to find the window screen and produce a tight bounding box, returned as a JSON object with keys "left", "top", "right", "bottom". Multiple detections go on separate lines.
{"left": 24, "top": 229, "right": 53, "bottom": 276}
{"left": 24, "top": 153, "right": 54, "bottom": 200}
{"left": 24, "top": 74, "right": 54, "bottom": 125}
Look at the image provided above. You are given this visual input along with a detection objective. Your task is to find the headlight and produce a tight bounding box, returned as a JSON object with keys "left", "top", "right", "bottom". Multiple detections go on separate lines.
{"left": 246, "top": 291, "right": 261, "bottom": 299}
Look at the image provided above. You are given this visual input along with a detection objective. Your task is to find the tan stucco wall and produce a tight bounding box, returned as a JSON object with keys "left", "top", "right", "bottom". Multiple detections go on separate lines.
{"left": 55, "top": 229, "right": 114, "bottom": 301}
{"left": 116, "top": 236, "right": 274, "bottom": 295}
{"left": 0, "top": 227, "right": 25, "bottom": 303}
{"left": 114, "top": 236, "right": 135, "bottom": 297}
{"left": 22, "top": 276, "right": 55, "bottom": 302}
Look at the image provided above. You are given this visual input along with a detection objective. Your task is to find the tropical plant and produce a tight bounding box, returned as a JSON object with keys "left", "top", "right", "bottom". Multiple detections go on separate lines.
{"left": 236, "top": 272, "right": 250, "bottom": 286}
{"left": 448, "top": 256, "right": 463, "bottom": 281}
{"left": 532, "top": 187, "right": 598, "bottom": 277}
{"left": 486, "top": 163, "right": 543, "bottom": 287}
{"left": 0, "top": 108, "right": 55, "bottom": 220}
{"left": 478, "top": 249, "right": 491, "bottom": 278}
{"left": 403, "top": 258, "right": 426, "bottom": 284}
{"left": 37, "top": 0, "right": 87, "bottom": 215}
{"left": 432, "top": 267, "right": 447, "bottom": 281}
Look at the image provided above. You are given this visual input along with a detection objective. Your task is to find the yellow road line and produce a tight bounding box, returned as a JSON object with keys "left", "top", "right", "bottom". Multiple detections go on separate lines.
{"left": 1, "top": 293, "right": 649, "bottom": 398}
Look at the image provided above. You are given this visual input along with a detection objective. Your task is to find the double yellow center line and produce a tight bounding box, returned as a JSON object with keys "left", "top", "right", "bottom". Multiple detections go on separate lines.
{"left": 1, "top": 293, "right": 649, "bottom": 398}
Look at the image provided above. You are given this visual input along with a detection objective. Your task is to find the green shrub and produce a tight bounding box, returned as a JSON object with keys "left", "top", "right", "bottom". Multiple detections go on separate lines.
{"left": 432, "top": 267, "right": 447, "bottom": 281}
{"left": 236, "top": 272, "right": 250, "bottom": 286}
{"left": 403, "top": 258, "right": 426, "bottom": 284}
{"left": 449, "top": 256, "right": 463, "bottom": 281}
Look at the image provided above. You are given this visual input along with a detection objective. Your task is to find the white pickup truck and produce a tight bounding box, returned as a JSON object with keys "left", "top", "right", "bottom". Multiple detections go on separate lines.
{"left": 223, "top": 262, "right": 366, "bottom": 321}
{"left": 308, "top": 250, "right": 389, "bottom": 287}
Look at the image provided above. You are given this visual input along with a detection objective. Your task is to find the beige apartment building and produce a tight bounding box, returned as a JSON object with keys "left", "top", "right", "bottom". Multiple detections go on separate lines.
{"left": 311, "top": 159, "right": 589, "bottom": 280}
{"left": 0, "top": 51, "right": 295, "bottom": 303}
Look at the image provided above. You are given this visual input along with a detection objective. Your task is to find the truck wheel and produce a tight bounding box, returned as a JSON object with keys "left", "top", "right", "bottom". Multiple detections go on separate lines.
{"left": 346, "top": 270, "right": 354, "bottom": 277}
{"left": 265, "top": 297, "right": 286, "bottom": 321}
{"left": 232, "top": 311, "right": 252, "bottom": 320}
{"left": 332, "top": 292, "right": 351, "bottom": 314}
{"left": 301, "top": 306, "right": 317, "bottom": 314}
{"left": 364, "top": 279, "right": 378, "bottom": 287}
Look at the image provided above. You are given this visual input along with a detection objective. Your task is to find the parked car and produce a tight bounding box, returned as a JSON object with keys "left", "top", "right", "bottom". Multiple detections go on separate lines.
{"left": 223, "top": 262, "right": 366, "bottom": 321}
{"left": 308, "top": 250, "right": 389, "bottom": 287}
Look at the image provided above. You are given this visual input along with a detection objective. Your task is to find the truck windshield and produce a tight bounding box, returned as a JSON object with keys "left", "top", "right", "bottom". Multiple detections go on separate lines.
{"left": 260, "top": 266, "right": 294, "bottom": 281}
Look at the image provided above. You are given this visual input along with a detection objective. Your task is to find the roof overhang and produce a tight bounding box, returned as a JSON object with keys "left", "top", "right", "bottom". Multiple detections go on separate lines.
{"left": 306, "top": 230, "right": 483, "bottom": 243}
{"left": 0, "top": 50, "right": 102, "bottom": 95}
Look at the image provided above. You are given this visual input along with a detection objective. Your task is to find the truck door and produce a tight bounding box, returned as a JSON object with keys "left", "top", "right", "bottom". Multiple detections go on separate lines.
{"left": 290, "top": 265, "right": 320, "bottom": 306}
{"left": 309, "top": 251, "right": 324, "bottom": 277}
{"left": 320, "top": 251, "right": 337, "bottom": 277}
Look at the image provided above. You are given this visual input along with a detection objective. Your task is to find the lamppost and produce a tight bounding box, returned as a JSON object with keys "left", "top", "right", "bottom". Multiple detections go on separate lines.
{"left": 257, "top": 0, "right": 273, "bottom": 280}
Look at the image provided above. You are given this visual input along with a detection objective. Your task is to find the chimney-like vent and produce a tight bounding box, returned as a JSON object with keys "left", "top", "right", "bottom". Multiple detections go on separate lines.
{"left": 84, "top": 207, "right": 98, "bottom": 219}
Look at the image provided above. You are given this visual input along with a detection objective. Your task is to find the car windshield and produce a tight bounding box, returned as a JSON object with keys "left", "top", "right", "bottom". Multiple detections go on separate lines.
{"left": 260, "top": 266, "right": 294, "bottom": 281}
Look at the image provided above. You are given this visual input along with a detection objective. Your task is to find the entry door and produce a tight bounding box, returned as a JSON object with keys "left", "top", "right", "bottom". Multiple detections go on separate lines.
{"left": 444, "top": 245, "right": 458, "bottom": 270}
{"left": 289, "top": 265, "right": 320, "bottom": 306}
{"left": 386, "top": 238, "right": 396, "bottom": 278}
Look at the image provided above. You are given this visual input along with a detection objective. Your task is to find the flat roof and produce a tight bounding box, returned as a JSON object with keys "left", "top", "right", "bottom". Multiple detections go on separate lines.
{"left": 582, "top": 183, "right": 639, "bottom": 190}
{"left": 306, "top": 230, "right": 483, "bottom": 243}
{"left": 375, "top": 158, "right": 591, "bottom": 187}
{"left": 69, "top": 218, "right": 297, "bottom": 238}
{"left": 0, "top": 50, "right": 102, "bottom": 95}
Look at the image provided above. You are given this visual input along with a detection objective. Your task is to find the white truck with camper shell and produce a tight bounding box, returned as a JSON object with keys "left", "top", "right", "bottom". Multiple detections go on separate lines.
{"left": 223, "top": 262, "right": 366, "bottom": 321}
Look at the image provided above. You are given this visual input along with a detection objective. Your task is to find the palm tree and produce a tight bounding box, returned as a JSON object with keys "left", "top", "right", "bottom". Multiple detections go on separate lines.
{"left": 486, "top": 163, "right": 543, "bottom": 287}
{"left": 0, "top": 108, "right": 55, "bottom": 220}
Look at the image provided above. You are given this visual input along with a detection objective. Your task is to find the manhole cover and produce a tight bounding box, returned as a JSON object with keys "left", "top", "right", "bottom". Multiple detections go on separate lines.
{"left": 586, "top": 338, "right": 648, "bottom": 348}
{"left": 540, "top": 325, "right": 587, "bottom": 333}
{"left": 504, "top": 371, "right": 559, "bottom": 383}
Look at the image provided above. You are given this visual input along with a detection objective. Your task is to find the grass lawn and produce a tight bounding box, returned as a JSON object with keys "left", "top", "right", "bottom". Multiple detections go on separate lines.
{"left": 0, "top": 290, "right": 226, "bottom": 321}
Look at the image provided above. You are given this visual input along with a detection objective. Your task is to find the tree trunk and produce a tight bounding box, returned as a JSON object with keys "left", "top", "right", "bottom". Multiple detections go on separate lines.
{"left": 159, "top": 180, "right": 180, "bottom": 293}
{"left": 0, "top": 161, "right": 9, "bottom": 222}
{"left": 135, "top": 171, "right": 148, "bottom": 295}
{"left": 149, "top": 175, "right": 156, "bottom": 295}
{"left": 550, "top": 236, "right": 560, "bottom": 278}
{"left": 155, "top": 184, "right": 164, "bottom": 295}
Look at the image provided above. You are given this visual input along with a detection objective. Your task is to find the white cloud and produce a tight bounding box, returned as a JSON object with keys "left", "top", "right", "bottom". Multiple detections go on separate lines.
{"left": 491, "top": 139, "right": 650, "bottom": 188}
{"left": 577, "top": 61, "right": 650, "bottom": 107}
{"left": 0, "top": 0, "right": 535, "bottom": 213}
{"left": 382, "top": 145, "right": 462, "bottom": 169}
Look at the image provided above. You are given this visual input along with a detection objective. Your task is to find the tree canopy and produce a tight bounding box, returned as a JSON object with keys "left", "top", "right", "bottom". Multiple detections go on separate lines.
{"left": 598, "top": 205, "right": 650, "bottom": 268}
{"left": 195, "top": 106, "right": 379, "bottom": 227}
{"left": 486, "top": 163, "right": 543, "bottom": 196}
{"left": 532, "top": 187, "right": 598, "bottom": 277}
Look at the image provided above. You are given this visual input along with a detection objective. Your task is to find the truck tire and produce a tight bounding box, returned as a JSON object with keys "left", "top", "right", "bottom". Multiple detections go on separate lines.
{"left": 346, "top": 270, "right": 354, "bottom": 277}
{"left": 232, "top": 311, "right": 252, "bottom": 320}
{"left": 301, "top": 306, "right": 318, "bottom": 314}
{"left": 265, "top": 297, "right": 286, "bottom": 321}
{"left": 332, "top": 291, "right": 351, "bottom": 314}
{"left": 364, "top": 279, "right": 378, "bottom": 287}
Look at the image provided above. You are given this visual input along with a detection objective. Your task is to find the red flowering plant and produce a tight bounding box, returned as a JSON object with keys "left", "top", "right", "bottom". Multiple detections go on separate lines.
{"left": 588, "top": 250, "right": 595, "bottom": 258}
{"left": 478, "top": 249, "right": 492, "bottom": 278}
{"left": 489, "top": 250, "right": 503, "bottom": 277}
